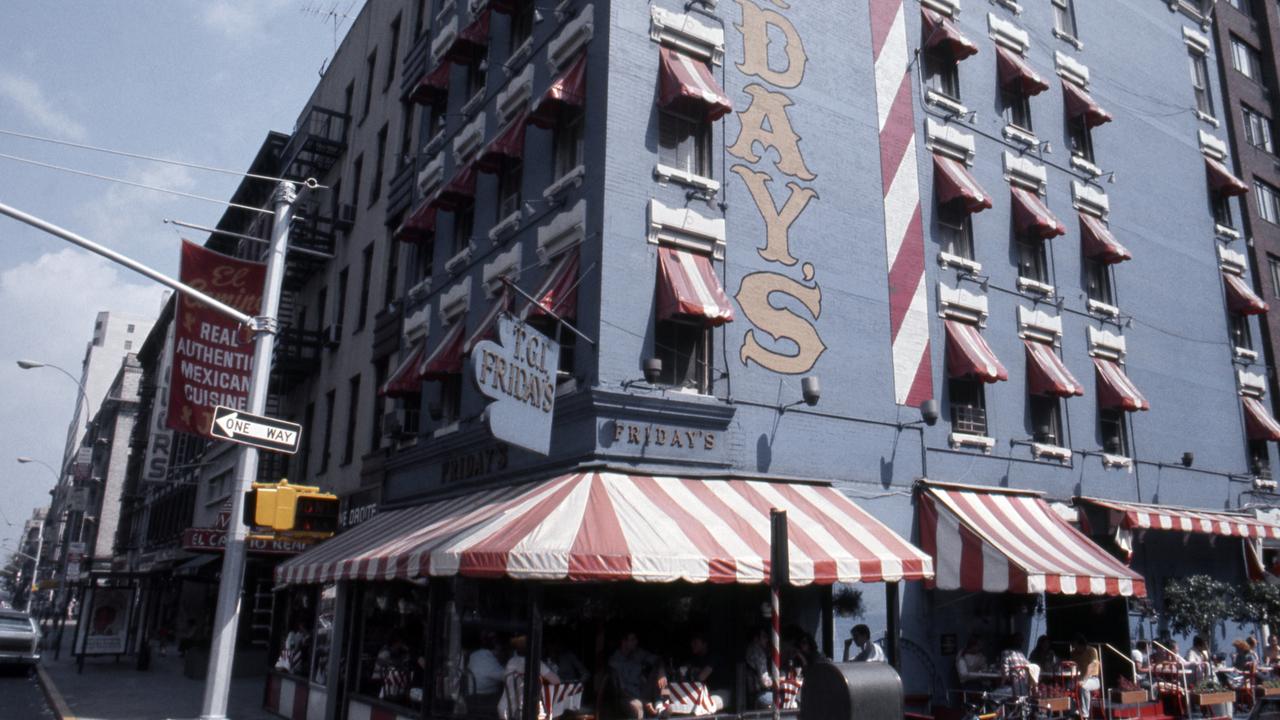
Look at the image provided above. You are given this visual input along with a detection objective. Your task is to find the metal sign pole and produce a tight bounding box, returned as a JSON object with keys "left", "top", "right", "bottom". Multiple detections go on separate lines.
{"left": 199, "top": 181, "right": 295, "bottom": 720}
{"left": 770, "top": 509, "right": 788, "bottom": 720}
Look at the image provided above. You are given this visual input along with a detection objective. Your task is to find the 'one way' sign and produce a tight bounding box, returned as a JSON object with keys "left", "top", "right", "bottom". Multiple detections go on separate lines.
{"left": 209, "top": 405, "right": 302, "bottom": 455}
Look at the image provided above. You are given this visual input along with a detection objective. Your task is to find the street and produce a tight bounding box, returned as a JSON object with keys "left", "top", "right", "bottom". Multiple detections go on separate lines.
{"left": 0, "top": 666, "right": 54, "bottom": 720}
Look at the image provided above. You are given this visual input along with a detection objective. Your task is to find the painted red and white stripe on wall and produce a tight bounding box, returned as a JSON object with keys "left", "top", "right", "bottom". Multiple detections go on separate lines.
{"left": 347, "top": 699, "right": 418, "bottom": 720}
{"left": 264, "top": 673, "right": 324, "bottom": 720}
{"left": 869, "top": 0, "right": 933, "bottom": 407}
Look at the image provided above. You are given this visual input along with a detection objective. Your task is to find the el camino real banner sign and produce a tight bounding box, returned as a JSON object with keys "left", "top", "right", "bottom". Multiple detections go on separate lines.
{"left": 167, "top": 240, "right": 265, "bottom": 439}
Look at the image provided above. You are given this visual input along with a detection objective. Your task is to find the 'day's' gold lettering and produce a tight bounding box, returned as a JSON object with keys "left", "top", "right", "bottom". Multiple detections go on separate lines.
{"left": 731, "top": 165, "right": 818, "bottom": 267}
{"left": 728, "top": 85, "right": 816, "bottom": 181}
{"left": 737, "top": 267, "right": 826, "bottom": 374}
{"left": 734, "top": 0, "right": 806, "bottom": 88}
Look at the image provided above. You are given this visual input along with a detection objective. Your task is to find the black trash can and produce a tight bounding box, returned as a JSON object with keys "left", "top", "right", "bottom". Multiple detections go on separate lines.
{"left": 799, "top": 661, "right": 902, "bottom": 720}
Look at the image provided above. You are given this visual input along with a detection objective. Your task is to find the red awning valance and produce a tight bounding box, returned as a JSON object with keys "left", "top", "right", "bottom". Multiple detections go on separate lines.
{"left": 1206, "top": 156, "right": 1249, "bottom": 197}
{"left": 276, "top": 471, "right": 935, "bottom": 586}
{"left": 1077, "top": 496, "right": 1280, "bottom": 539}
{"left": 529, "top": 53, "right": 588, "bottom": 129}
{"left": 380, "top": 342, "right": 427, "bottom": 397}
{"left": 464, "top": 288, "right": 512, "bottom": 354}
{"left": 475, "top": 110, "right": 529, "bottom": 174}
{"left": 428, "top": 164, "right": 479, "bottom": 211}
{"left": 1093, "top": 358, "right": 1149, "bottom": 412}
{"left": 1011, "top": 186, "right": 1066, "bottom": 239}
{"left": 443, "top": 10, "right": 491, "bottom": 63}
{"left": 409, "top": 62, "right": 452, "bottom": 105}
{"left": 922, "top": 8, "right": 979, "bottom": 60}
{"left": 1079, "top": 213, "right": 1131, "bottom": 264}
{"left": 933, "top": 154, "right": 992, "bottom": 214}
{"left": 393, "top": 201, "right": 438, "bottom": 244}
{"left": 945, "top": 319, "right": 1008, "bottom": 383}
{"left": 996, "top": 46, "right": 1049, "bottom": 95}
{"left": 918, "top": 482, "right": 1146, "bottom": 596}
{"left": 522, "top": 250, "right": 580, "bottom": 322}
{"left": 1063, "top": 81, "right": 1113, "bottom": 128}
{"left": 1244, "top": 396, "right": 1280, "bottom": 441}
{"left": 1224, "top": 272, "right": 1269, "bottom": 315}
{"left": 1025, "top": 340, "right": 1084, "bottom": 398}
{"left": 658, "top": 47, "right": 733, "bottom": 121}
{"left": 419, "top": 322, "right": 467, "bottom": 380}
{"left": 656, "top": 247, "right": 734, "bottom": 326}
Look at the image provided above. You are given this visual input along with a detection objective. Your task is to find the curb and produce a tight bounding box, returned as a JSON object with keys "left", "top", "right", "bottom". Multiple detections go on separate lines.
{"left": 35, "top": 663, "right": 76, "bottom": 720}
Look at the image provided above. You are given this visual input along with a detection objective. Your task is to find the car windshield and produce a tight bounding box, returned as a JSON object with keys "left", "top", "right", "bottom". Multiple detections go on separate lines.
{"left": 0, "top": 617, "right": 32, "bottom": 632}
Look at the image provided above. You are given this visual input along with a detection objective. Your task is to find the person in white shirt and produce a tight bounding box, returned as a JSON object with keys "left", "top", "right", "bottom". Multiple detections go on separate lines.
{"left": 468, "top": 632, "right": 508, "bottom": 696}
{"left": 956, "top": 637, "right": 988, "bottom": 690}
{"left": 843, "top": 625, "right": 887, "bottom": 663}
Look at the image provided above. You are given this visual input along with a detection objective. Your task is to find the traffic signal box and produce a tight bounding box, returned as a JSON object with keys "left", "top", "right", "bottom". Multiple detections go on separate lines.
{"left": 244, "top": 480, "right": 339, "bottom": 537}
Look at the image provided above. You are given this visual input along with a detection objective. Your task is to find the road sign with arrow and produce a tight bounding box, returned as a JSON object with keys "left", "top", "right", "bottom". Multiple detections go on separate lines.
{"left": 209, "top": 405, "right": 302, "bottom": 455}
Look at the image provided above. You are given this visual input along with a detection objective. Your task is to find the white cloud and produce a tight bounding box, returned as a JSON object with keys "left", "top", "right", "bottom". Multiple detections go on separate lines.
{"left": 201, "top": 0, "right": 295, "bottom": 41}
{"left": 0, "top": 71, "right": 88, "bottom": 141}
{"left": 72, "top": 162, "right": 203, "bottom": 270}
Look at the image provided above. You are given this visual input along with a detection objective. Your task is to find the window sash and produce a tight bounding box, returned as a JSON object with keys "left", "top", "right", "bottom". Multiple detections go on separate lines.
{"left": 1029, "top": 394, "right": 1063, "bottom": 445}
{"left": 554, "top": 111, "right": 585, "bottom": 178}
{"left": 1268, "top": 255, "right": 1280, "bottom": 298}
{"left": 1257, "top": 181, "right": 1280, "bottom": 224}
{"left": 1002, "top": 89, "right": 1033, "bottom": 131}
{"left": 1231, "top": 312, "right": 1254, "bottom": 350}
{"left": 1213, "top": 191, "right": 1235, "bottom": 227}
{"left": 453, "top": 202, "right": 474, "bottom": 255}
{"left": 1085, "top": 258, "right": 1114, "bottom": 305}
{"left": 658, "top": 110, "right": 712, "bottom": 177}
{"left": 498, "top": 160, "right": 523, "bottom": 220}
{"left": 1190, "top": 54, "right": 1214, "bottom": 115}
{"left": 924, "top": 50, "right": 961, "bottom": 100}
{"left": 655, "top": 319, "right": 712, "bottom": 393}
{"left": 1053, "top": 0, "right": 1078, "bottom": 38}
{"left": 1099, "top": 408, "right": 1128, "bottom": 456}
{"left": 1244, "top": 107, "right": 1274, "bottom": 152}
{"left": 1068, "top": 117, "right": 1094, "bottom": 161}
{"left": 1016, "top": 236, "right": 1048, "bottom": 282}
{"left": 938, "top": 205, "right": 974, "bottom": 259}
{"left": 948, "top": 378, "right": 988, "bottom": 436}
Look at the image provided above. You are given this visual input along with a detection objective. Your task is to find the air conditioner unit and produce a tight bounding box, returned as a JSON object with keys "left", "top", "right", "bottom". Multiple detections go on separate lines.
{"left": 325, "top": 324, "right": 343, "bottom": 347}
{"left": 335, "top": 204, "right": 357, "bottom": 231}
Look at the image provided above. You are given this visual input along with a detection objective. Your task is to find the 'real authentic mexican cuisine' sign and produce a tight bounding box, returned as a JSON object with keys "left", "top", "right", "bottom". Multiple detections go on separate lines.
{"left": 471, "top": 314, "right": 560, "bottom": 455}
{"left": 167, "top": 240, "right": 265, "bottom": 439}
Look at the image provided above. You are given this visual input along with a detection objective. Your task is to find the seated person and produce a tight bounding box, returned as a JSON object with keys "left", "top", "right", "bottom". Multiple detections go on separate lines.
{"left": 469, "top": 631, "right": 509, "bottom": 698}
{"left": 745, "top": 626, "right": 775, "bottom": 709}
{"left": 1071, "top": 635, "right": 1101, "bottom": 719}
{"left": 956, "top": 637, "right": 988, "bottom": 691}
{"left": 1267, "top": 636, "right": 1280, "bottom": 666}
{"left": 545, "top": 636, "right": 590, "bottom": 685}
{"left": 669, "top": 633, "right": 728, "bottom": 712}
{"left": 1029, "top": 635, "right": 1057, "bottom": 675}
{"left": 997, "top": 634, "right": 1035, "bottom": 694}
{"left": 499, "top": 635, "right": 560, "bottom": 720}
{"left": 609, "top": 630, "right": 664, "bottom": 719}
{"left": 1131, "top": 640, "right": 1151, "bottom": 687}
{"left": 845, "top": 625, "right": 886, "bottom": 663}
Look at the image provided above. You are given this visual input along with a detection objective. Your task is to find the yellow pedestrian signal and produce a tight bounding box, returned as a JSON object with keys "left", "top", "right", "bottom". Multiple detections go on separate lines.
{"left": 243, "top": 480, "right": 337, "bottom": 537}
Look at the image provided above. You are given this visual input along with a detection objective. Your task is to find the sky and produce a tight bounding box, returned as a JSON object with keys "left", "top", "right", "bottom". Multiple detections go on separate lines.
{"left": 0, "top": 1, "right": 363, "bottom": 557}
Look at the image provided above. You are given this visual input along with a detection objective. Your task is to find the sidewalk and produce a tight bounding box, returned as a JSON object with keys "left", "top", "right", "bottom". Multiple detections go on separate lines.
{"left": 37, "top": 624, "right": 278, "bottom": 720}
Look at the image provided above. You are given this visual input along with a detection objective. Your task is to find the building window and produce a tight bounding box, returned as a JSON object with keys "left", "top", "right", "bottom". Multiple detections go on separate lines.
{"left": 414, "top": 0, "right": 428, "bottom": 38}
{"left": 1250, "top": 438, "right": 1272, "bottom": 478}
{"left": 298, "top": 403, "right": 314, "bottom": 480}
{"left": 923, "top": 47, "right": 961, "bottom": 102}
{"left": 465, "top": 56, "right": 486, "bottom": 106}
{"left": 398, "top": 103, "right": 415, "bottom": 171}
{"left": 317, "top": 286, "right": 328, "bottom": 331}
{"left": 384, "top": 241, "right": 399, "bottom": 308}
{"left": 1189, "top": 51, "right": 1214, "bottom": 117}
{"left": 654, "top": 319, "right": 712, "bottom": 393}
{"left": 553, "top": 107, "right": 585, "bottom": 179}
{"left": 1099, "top": 407, "right": 1129, "bottom": 456}
{"left": 320, "top": 390, "right": 336, "bottom": 473}
{"left": 343, "top": 374, "right": 360, "bottom": 465}
{"left": 1068, "top": 116, "right": 1094, "bottom": 162}
{"left": 351, "top": 156, "right": 363, "bottom": 220}
{"left": 658, "top": 109, "right": 712, "bottom": 178}
{"left": 1029, "top": 394, "right": 1063, "bottom": 445}
{"left": 124, "top": 340, "right": 132, "bottom": 351}
{"left": 371, "top": 124, "right": 387, "bottom": 204}
{"left": 1230, "top": 312, "right": 1254, "bottom": 350}
{"left": 497, "top": 159, "right": 523, "bottom": 220}
{"left": 343, "top": 82, "right": 355, "bottom": 139}
{"left": 336, "top": 268, "right": 349, "bottom": 333}
{"left": 937, "top": 200, "right": 975, "bottom": 260}
{"left": 386, "top": 15, "right": 401, "bottom": 90}
{"left": 127, "top": 324, "right": 135, "bottom": 333}
{"left": 948, "top": 377, "right": 988, "bottom": 436}
{"left": 363, "top": 50, "right": 377, "bottom": 120}
{"left": 1257, "top": 180, "right": 1280, "bottom": 224}
{"left": 510, "top": 0, "right": 534, "bottom": 53}
{"left": 1015, "top": 235, "right": 1048, "bottom": 283}
{"left": 1232, "top": 37, "right": 1264, "bottom": 81}
{"left": 1052, "top": 0, "right": 1079, "bottom": 39}
{"left": 439, "top": 374, "right": 462, "bottom": 424}
{"left": 1268, "top": 255, "right": 1280, "bottom": 297}
{"left": 1003, "top": 87, "right": 1033, "bottom": 131}
{"left": 1244, "top": 106, "right": 1275, "bottom": 153}
{"left": 453, "top": 199, "right": 474, "bottom": 256}
{"left": 1085, "top": 257, "right": 1114, "bottom": 305}
{"left": 416, "top": 237, "right": 434, "bottom": 282}
{"left": 1212, "top": 190, "right": 1235, "bottom": 228}
{"left": 528, "top": 316, "right": 576, "bottom": 380}
{"left": 357, "top": 244, "right": 373, "bottom": 331}
{"left": 1227, "top": 0, "right": 1254, "bottom": 15}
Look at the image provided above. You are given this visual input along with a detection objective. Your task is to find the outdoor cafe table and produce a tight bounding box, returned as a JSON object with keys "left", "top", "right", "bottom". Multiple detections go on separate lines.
{"left": 496, "top": 680, "right": 583, "bottom": 720}
{"left": 663, "top": 682, "right": 718, "bottom": 716}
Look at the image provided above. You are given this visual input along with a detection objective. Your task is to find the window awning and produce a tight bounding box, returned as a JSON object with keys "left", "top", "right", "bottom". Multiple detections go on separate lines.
{"left": 379, "top": 341, "right": 427, "bottom": 398}
{"left": 945, "top": 319, "right": 1008, "bottom": 383}
{"left": 1244, "top": 396, "right": 1280, "bottom": 441}
{"left": 463, "top": 288, "right": 512, "bottom": 354}
{"left": 529, "top": 53, "right": 588, "bottom": 129}
{"left": 522, "top": 250, "right": 580, "bottom": 322}
{"left": 1079, "top": 213, "right": 1131, "bottom": 264}
{"left": 274, "top": 471, "right": 935, "bottom": 586}
{"left": 1062, "top": 81, "right": 1113, "bottom": 128}
{"left": 475, "top": 110, "right": 529, "bottom": 174}
{"left": 1025, "top": 340, "right": 1084, "bottom": 397}
{"left": 408, "top": 61, "right": 452, "bottom": 105}
{"left": 933, "top": 153, "right": 992, "bottom": 214}
{"left": 1093, "top": 358, "right": 1149, "bottom": 412}
{"left": 656, "top": 247, "right": 735, "bottom": 327}
{"left": 918, "top": 482, "right": 1146, "bottom": 596}
{"left": 658, "top": 47, "right": 733, "bottom": 122}
{"left": 922, "top": 8, "right": 979, "bottom": 60}
{"left": 1011, "top": 187, "right": 1066, "bottom": 239}
{"left": 443, "top": 9, "right": 491, "bottom": 63}
{"left": 1206, "top": 156, "right": 1249, "bottom": 197}
{"left": 428, "top": 163, "right": 479, "bottom": 211}
{"left": 392, "top": 201, "right": 438, "bottom": 244}
{"left": 996, "top": 46, "right": 1049, "bottom": 96}
{"left": 1077, "top": 496, "right": 1280, "bottom": 540}
{"left": 418, "top": 322, "right": 467, "bottom": 380}
{"left": 1224, "top": 272, "right": 1269, "bottom": 315}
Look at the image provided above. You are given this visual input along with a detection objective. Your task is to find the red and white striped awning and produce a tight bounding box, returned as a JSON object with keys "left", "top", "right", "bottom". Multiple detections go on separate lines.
{"left": 945, "top": 320, "right": 1008, "bottom": 383}
{"left": 1062, "top": 81, "right": 1113, "bottom": 128}
{"left": 658, "top": 47, "right": 733, "bottom": 121}
{"left": 1206, "top": 156, "right": 1249, "bottom": 197}
{"left": 463, "top": 289, "right": 512, "bottom": 354}
{"left": 393, "top": 201, "right": 438, "bottom": 244}
{"left": 529, "top": 53, "right": 587, "bottom": 129}
{"left": 656, "top": 247, "right": 734, "bottom": 326}
{"left": 429, "top": 163, "right": 479, "bottom": 211}
{"left": 996, "top": 46, "right": 1049, "bottom": 95}
{"left": 933, "top": 153, "right": 992, "bottom": 214}
{"left": 409, "top": 61, "right": 452, "bottom": 105}
{"left": 379, "top": 341, "right": 426, "bottom": 398}
{"left": 521, "top": 250, "right": 579, "bottom": 321}
{"left": 475, "top": 110, "right": 529, "bottom": 174}
{"left": 1079, "top": 213, "right": 1130, "bottom": 264}
{"left": 275, "top": 471, "right": 935, "bottom": 586}
{"left": 442, "top": 9, "right": 491, "bottom": 63}
{"left": 1025, "top": 340, "right": 1084, "bottom": 398}
{"left": 922, "top": 8, "right": 979, "bottom": 60}
{"left": 1244, "top": 396, "right": 1280, "bottom": 441}
{"left": 1224, "top": 272, "right": 1269, "bottom": 315}
{"left": 1094, "top": 358, "right": 1149, "bottom": 412}
{"left": 1011, "top": 187, "right": 1066, "bottom": 239}
{"left": 419, "top": 322, "right": 466, "bottom": 380}
{"left": 1077, "top": 496, "right": 1280, "bottom": 540}
{"left": 918, "top": 482, "right": 1146, "bottom": 596}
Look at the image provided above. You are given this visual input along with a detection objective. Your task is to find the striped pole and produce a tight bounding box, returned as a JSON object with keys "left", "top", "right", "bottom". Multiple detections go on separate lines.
{"left": 772, "top": 585, "right": 781, "bottom": 716}
{"left": 869, "top": 0, "right": 934, "bottom": 407}
{"left": 770, "top": 509, "right": 789, "bottom": 719}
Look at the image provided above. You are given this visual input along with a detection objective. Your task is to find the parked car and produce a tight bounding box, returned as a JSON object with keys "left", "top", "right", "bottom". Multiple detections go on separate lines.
{"left": 0, "top": 609, "right": 40, "bottom": 665}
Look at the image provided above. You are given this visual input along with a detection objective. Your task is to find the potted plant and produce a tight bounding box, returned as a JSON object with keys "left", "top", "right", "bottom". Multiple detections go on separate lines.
{"left": 1162, "top": 575, "right": 1232, "bottom": 644}
{"left": 1111, "top": 677, "right": 1148, "bottom": 705}
{"left": 1190, "top": 678, "right": 1235, "bottom": 707}
{"left": 1231, "top": 582, "right": 1280, "bottom": 639}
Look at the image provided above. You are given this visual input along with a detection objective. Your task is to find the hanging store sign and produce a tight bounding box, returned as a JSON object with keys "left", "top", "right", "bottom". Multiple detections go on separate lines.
{"left": 471, "top": 314, "right": 560, "bottom": 455}
{"left": 142, "top": 324, "right": 176, "bottom": 483}
{"left": 167, "top": 240, "right": 265, "bottom": 439}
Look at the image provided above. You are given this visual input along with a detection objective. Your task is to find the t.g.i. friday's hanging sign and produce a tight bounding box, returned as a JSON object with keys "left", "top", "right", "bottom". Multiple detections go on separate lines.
{"left": 471, "top": 314, "right": 560, "bottom": 455}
